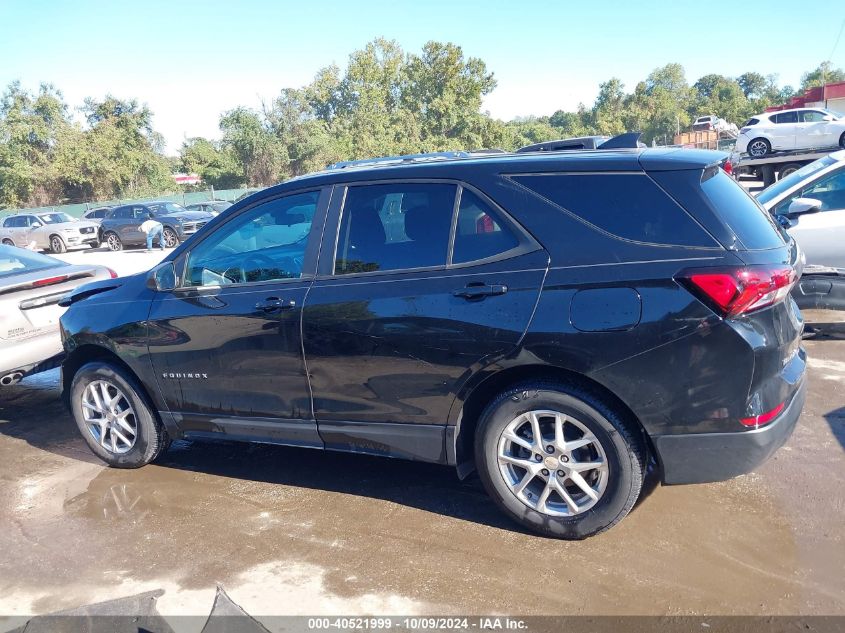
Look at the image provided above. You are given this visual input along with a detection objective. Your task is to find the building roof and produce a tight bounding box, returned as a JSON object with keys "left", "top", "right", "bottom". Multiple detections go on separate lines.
{"left": 767, "top": 81, "right": 845, "bottom": 112}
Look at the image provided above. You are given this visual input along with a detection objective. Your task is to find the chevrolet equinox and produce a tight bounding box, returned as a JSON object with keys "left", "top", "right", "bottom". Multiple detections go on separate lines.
{"left": 59, "top": 145, "right": 807, "bottom": 538}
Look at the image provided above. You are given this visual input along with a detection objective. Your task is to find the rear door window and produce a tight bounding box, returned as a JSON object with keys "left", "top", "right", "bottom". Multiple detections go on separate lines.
{"left": 774, "top": 112, "right": 798, "bottom": 124}
{"left": 511, "top": 173, "right": 716, "bottom": 247}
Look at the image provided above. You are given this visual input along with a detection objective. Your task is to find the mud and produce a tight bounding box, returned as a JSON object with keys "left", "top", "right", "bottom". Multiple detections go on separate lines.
{"left": 0, "top": 340, "right": 843, "bottom": 621}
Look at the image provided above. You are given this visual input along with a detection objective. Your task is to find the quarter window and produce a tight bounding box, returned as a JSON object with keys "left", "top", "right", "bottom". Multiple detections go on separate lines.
{"left": 452, "top": 189, "right": 520, "bottom": 264}
{"left": 185, "top": 191, "right": 318, "bottom": 286}
{"left": 512, "top": 173, "right": 714, "bottom": 247}
{"left": 335, "top": 183, "right": 456, "bottom": 274}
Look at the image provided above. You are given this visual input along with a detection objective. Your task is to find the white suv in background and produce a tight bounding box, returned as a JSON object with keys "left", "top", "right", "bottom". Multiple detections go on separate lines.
{"left": 737, "top": 108, "right": 845, "bottom": 157}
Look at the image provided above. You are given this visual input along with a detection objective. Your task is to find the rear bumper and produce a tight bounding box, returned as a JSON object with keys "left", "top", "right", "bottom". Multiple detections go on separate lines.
{"left": 654, "top": 377, "right": 806, "bottom": 485}
{"left": 792, "top": 273, "right": 845, "bottom": 311}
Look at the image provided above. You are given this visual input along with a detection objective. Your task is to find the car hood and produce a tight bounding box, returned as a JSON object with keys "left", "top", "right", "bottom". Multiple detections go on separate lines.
{"left": 42, "top": 221, "right": 99, "bottom": 231}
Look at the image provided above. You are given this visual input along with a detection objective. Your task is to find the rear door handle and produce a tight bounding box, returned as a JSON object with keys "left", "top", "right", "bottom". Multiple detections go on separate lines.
{"left": 453, "top": 284, "right": 508, "bottom": 300}
{"left": 255, "top": 297, "right": 296, "bottom": 312}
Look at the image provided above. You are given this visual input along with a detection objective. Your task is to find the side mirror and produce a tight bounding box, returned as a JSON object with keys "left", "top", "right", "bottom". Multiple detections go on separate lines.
{"left": 823, "top": 114, "right": 835, "bottom": 121}
{"left": 147, "top": 261, "right": 176, "bottom": 291}
{"left": 31, "top": 221, "right": 42, "bottom": 228}
{"left": 787, "top": 197, "right": 822, "bottom": 219}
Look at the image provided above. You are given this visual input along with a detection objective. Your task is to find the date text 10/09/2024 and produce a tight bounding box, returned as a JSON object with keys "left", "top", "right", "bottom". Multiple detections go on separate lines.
{"left": 307, "top": 618, "right": 528, "bottom": 630}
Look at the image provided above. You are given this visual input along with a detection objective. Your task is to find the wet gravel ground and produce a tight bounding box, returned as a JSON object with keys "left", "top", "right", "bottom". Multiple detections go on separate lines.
{"left": 0, "top": 326, "right": 843, "bottom": 625}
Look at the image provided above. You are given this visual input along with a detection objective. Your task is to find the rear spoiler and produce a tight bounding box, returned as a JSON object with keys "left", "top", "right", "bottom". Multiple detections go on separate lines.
{"left": 597, "top": 132, "right": 644, "bottom": 149}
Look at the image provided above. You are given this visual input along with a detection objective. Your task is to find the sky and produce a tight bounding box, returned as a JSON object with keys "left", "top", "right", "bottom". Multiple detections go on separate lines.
{"left": 2, "top": 0, "right": 844, "bottom": 154}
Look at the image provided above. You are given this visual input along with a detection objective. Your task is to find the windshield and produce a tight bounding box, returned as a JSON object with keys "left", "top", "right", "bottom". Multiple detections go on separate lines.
{"left": 823, "top": 109, "right": 844, "bottom": 120}
{"left": 757, "top": 155, "right": 839, "bottom": 205}
{"left": 147, "top": 202, "right": 187, "bottom": 214}
{"left": 37, "top": 212, "right": 74, "bottom": 224}
{"left": 0, "top": 244, "right": 62, "bottom": 278}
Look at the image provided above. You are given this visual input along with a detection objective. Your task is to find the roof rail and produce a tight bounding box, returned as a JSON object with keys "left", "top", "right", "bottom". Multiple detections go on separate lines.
{"left": 326, "top": 151, "right": 473, "bottom": 170}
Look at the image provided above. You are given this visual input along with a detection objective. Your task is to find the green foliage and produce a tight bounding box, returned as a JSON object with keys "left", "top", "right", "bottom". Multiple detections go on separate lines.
{"left": 800, "top": 62, "right": 845, "bottom": 91}
{"left": 2, "top": 41, "right": 842, "bottom": 209}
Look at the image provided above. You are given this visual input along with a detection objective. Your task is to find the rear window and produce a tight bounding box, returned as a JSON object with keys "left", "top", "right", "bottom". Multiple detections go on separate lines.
{"left": 743, "top": 118, "right": 760, "bottom": 127}
{"left": 0, "top": 245, "right": 61, "bottom": 278}
{"left": 511, "top": 173, "right": 716, "bottom": 247}
{"left": 700, "top": 169, "right": 785, "bottom": 250}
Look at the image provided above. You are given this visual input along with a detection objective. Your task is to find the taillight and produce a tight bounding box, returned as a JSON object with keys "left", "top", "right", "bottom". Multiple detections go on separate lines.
{"left": 32, "top": 275, "right": 69, "bottom": 288}
{"left": 107, "top": 268, "right": 118, "bottom": 279}
{"left": 722, "top": 160, "right": 733, "bottom": 175}
{"left": 740, "top": 402, "right": 784, "bottom": 428}
{"left": 739, "top": 127, "right": 750, "bottom": 134}
{"left": 679, "top": 265, "right": 797, "bottom": 317}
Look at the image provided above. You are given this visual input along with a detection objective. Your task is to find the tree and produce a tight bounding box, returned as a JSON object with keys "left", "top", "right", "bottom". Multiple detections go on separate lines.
{"left": 180, "top": 137, "right": 242, "bottom": 189}
{"left": 591, "top": 78, "right": 627, "bottom": 135}
{"left": 737, "top": 72, "right": 767, "bottom": 99}
{"left": 219, "top": 107, "right": 285, "bottom": 186}
{"left": 800, "top": 62, "right": 845, "bottom": 91}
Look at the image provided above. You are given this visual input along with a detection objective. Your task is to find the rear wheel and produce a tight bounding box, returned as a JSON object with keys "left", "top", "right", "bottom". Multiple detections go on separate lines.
{"left": 49, "top": 234, "right": 67, "bottom": 254}
{"left": 475, "top": 381, "right": 646, "bottom": 539}
{"left": 1, "top": 239, "right": 13, "bottom": 246}
{"left": 70, "top": 361, "right": 168, "bottom": 468}
{"left": 163, "top": 227, "right": 178, "bottom": 248}
{"left": 105, "top": 232, "right": 123, "bottom": 251}
{"left": 778, "top": 163, "right": 803, "bottom": 179}
{"left": 747, "top": 138, "right": 771, "bottom": 157}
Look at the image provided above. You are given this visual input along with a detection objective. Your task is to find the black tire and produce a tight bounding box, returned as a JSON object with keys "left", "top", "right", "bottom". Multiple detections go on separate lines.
{"left": 70, "top": 361, "right": 169, "bottom": 468}
{"left": 163, "top": 227, "right": 178, "bottom": 248}
{"left": 105, "top": 231, "right": 123, "bottom": 251}
{"left": 1, "top": 239, "right": 13, "bottom": 246}
{"left": 778, "top": 163, "right": 802, "bottom": 179}
{"left": 839, "top": 132, "right": 845, "bottom": 149}
{"left": 474, "top": 381, "right": 646, "bottom": 539}
{"left": 747, "top": 137, "right": 771, "bottom": 157}
{"left": 49, "top": 234, "right": 67, "bottom": 254}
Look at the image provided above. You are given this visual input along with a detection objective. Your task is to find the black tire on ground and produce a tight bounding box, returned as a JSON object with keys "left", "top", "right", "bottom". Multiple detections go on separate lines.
{"left": 49, "top": 234, "right": 67, "bottom": 254}
{"left": 778, "top": 163, "right": 803, "bottom": 179}
{"left": 70, "top": 361, "right": 169, "bottom": 468}
{"left": 840, "top": 132, "right": 845, "bottom": 149}
{"left": 1, "top": 239, "right": 13, "bottom": 246}
{"left": 747, "top": 137, "right": 771, "bottom": 157}
{"left": 105, "top": 232, "right": 123, "bottom": 251}
{"left": 163, "top": 227, "right": 178, "bottom": 248}
{"left": 474, "top": 381, "right": 646, "bottom": 539}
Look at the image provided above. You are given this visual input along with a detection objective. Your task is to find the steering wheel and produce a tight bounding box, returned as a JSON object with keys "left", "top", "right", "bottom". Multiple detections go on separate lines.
{"left": 240, "top": 253, "right": 277, "bottom": 283}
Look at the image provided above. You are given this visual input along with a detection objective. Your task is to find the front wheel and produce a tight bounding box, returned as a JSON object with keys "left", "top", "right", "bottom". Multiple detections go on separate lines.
{"left": 475, "top": 382, "right": 646, "bottom": 539}
{"left": 70, "top": 362, "right": 169, "bottom": 468}
{"left": 163, "top": 227, "right": 178, "bottom": 248}
{"left": 50, "top": 235, "right": 67, "bottom": 254}
{"left": 1, "top": 239, "right": 13, "bottom": 246}
{"left": 839, "top": 132, "right": 845, "bottom": 149}
{"left": 747, "top": 137, "right": 771, "bottom": 157}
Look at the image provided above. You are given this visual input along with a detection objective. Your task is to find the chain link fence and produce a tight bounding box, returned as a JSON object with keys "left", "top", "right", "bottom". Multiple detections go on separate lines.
{"left": 0, "top": 187, "right": 265, "bottom": 219}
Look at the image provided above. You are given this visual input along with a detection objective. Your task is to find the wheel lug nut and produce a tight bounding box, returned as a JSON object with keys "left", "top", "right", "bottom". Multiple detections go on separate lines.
{"left": 560, "top": 455, "right": 569, "bottom": 463}
{"left": 557, "top": 470, "right": 565, "bottom": 477}
{"left": 541, "top": 468, "right": 549, "bottom": 476}
{"left": 546, "top": 445, "right": 554, "bottom": 453}
{"left": 535, "top": 454, "right": 542, "bottom": 461}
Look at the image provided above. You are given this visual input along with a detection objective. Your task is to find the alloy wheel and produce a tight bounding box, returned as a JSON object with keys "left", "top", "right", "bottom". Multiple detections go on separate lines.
{"left": 81, "top": 380, "right": 138, "bottom": 455}
{"left": 107, "top": 234, "right": 121, "bottom": 251}
{"left": 497, "top": 410, "right": 609, "bottom": 516}
{"left": 748, "top": 140, "right": 768, "bottom": 157}
{"left": 163, "top": 229, "right": 178, "bottom": 248}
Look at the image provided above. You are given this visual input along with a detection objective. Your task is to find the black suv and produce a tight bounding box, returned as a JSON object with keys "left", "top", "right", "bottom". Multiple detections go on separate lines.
{"left": 100, "top": 201, "right": 215, "bottom": 251}
{"left": 59, "top": 146, "right": 806, "bottom": 538}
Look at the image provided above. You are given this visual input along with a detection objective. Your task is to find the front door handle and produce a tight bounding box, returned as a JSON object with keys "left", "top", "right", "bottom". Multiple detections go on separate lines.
{"left": 255, "top": 297, "right": 296, "bottom": 312}
{"left": 453, "top": 283, "right": 508, "bottom": 300}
